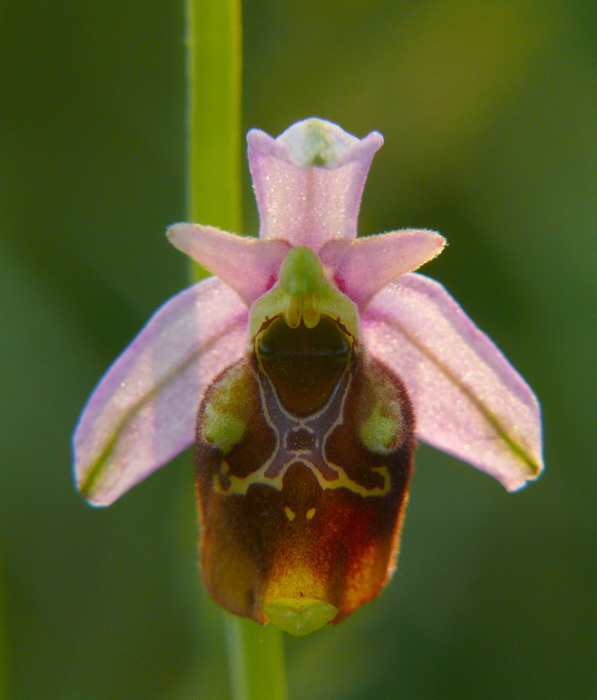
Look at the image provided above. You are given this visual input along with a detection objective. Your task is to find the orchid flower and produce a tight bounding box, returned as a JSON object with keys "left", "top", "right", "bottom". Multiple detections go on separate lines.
{"left": 73, "top": 118, "right": 543, "bottom": 636}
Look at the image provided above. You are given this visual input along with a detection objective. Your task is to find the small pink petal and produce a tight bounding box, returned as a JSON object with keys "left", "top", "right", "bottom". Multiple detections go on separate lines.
{"left": 362, "top": 273, "right": 543, "bottom": 490}
{"left": 247, "top": 118, "right": 383, "bottom": 248}
{"left": 73, "top": 278, "right": 248, "bottom": 506}
{"left": 320, "top": 229, "right": 446, "bottom": 308}
{"left": 168, "top": 224, "right": 291, "bottom": 305}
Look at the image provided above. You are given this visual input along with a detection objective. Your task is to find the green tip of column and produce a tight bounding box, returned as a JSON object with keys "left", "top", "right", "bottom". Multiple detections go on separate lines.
{"left": 280, "top": 246, "right": 322, "bottom": 299}
{"left": 264, "top": 598, "right": 339, "bottom": 636}
{"left": 249, "top": 246, "right": 361, "bottom": 340}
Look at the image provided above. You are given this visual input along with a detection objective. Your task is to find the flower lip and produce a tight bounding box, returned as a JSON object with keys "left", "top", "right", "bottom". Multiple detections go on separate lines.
{"left": 247, "top": 117, "right": 384, "bottom": 170}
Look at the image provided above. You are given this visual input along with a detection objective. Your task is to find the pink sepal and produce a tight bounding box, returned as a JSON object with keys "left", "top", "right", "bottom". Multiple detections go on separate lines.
{"left": 73, "top": 278, "right": 248, "bottom": 506}
{"left": 362, "top": 273, "right": 543, "bottom": 490}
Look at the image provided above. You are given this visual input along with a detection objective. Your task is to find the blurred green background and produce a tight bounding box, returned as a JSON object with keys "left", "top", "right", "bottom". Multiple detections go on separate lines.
{"left": 1, "top": 1, "right": 595, "bottom": 698}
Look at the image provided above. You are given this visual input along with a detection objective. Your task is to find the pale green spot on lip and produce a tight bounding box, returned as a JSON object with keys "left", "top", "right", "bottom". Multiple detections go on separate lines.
{"left": 203, "top": 408, "right": 246, "bottom": 454}
{"left": 265, "top": 598, "right": 338, "bottom": 636}
{"left": 200, "top": 362, "right": 255, "bottom": 454}
{"left": 360, "top": 401, "right": 401, "bottom": 454}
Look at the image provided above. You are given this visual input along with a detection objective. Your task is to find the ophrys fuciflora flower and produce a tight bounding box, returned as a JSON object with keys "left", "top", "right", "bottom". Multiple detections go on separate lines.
{"left": 74, "top": 119, "right": 543, "bottom": 635}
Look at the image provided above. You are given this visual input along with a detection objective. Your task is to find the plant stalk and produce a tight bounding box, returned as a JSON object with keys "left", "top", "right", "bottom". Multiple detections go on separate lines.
{"left": 185, "top": 2, "right": 288, "bottom": 698}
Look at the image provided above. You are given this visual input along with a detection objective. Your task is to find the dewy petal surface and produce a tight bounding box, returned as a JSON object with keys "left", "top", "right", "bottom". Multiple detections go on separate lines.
{"left": 320, "top": 229, "right": 446, "bottom": 308}
{"left": 362, "top": 273, "right": 543, "bottom": 490}
{"left": 74, "top": 278, "right": 248, "bottom": 506}
{"left": 247, "top": 118, "right": 383, "bottom": 248}
{"left": 168, "top": 224, "right": 291, "bottom": 305}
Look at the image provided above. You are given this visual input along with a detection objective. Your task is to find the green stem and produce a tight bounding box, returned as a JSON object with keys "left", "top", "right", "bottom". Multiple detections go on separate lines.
{"left": 224, "top": 615, "right": 288, "bottom": 700}
{"left": 186, "top": 0, "right": 243, "bottom": 276}
{"left": 185, "top": 2, "right": 288, "bottom": 698}
{"left": 0, "top": 561, "right": 7, "bottom": 699}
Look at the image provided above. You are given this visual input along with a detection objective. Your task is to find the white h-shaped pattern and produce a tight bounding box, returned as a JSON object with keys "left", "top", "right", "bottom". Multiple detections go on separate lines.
{"left": 215, "top": 358, "right": 391, "bottom": 497}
